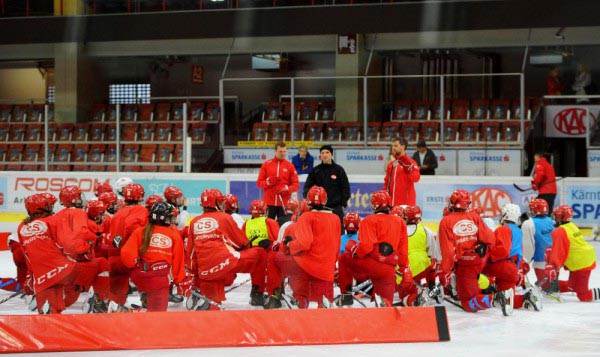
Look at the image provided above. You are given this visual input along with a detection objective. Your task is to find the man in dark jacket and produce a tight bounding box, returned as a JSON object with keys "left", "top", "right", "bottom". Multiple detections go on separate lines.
{"left": 412, "top": 140, "right": 438, "bottom": 176}
{"left": 303, "top": 145, "right": 350, "bottom": 233}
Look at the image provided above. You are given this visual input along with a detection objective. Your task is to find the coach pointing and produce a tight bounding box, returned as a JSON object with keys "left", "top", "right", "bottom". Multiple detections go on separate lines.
{"left": 383, "top": 137, "right": 420, "bottom": 206}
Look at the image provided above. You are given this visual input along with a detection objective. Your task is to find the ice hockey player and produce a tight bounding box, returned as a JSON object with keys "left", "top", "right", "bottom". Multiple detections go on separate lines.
{"left": 522, "top": 198, "right": 555, "bottom": 289}
{"left": 337, "top": 190, "right": 409, "bottom": 307}
{"left": 2, "top": 234, "right": 27, "bottom": 293}
{"left": 163, "top": 185, "right": 190, "bottom": 230}
{"left": 383, "top": 137, "right": 421, "bottom": 206}
{"left": 437, "top": 189, "right": 513, "bottom": 315}
{"left": 121, "top": 202, "right": 185, "bottom": 312}
{"left": 18, "top": 194, "right": 79, "bottom": 313}
{"left": 114, "top": 177, "right": 133, "bottom": 198}
{"left": 545, "top": 205, "right": 599, "bottom": 302}
{"left": 187, "top": 188, "right": 267, "bottom": 308}
{"left": 94, "top": 181, "right": 113, "bottom": 198}
{"left": 107, "top": 183, "right": 148, "bottom": 309}
{"left": 241, "top": 199, "right": 280, "bottom": 250}
{"left": 96, "top": 191, "right": 120, "bottom": 258}
{"left": 276, "top": 197, "right": 297, "bottom": 227}
{"left": 223, "top": 193, "right": 245, "bottom": 229}
{"left": 396, "top": 205, "right": 442, "bottom": 306}
{"left": 264, "top": 186, "right": 341, "bottom": 309}
{"left": 340, "top": 212, "right": 360, "bottom": 254}
{"left": 145, "top": 195, "right": 164, "bottom": 211}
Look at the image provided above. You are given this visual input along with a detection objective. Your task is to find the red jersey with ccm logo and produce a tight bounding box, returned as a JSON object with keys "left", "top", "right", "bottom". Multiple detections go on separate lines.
{"left": 120, "top": 225, "right": 185, "bottom": 284}
{"left": 186, "top": 211, "right": 248, "bottom": 280}
{"left": 438, "top": 211, "right": 495, "bottom": 274}
{"left": 17, "top": 216, "right": 76, "bottom": 292}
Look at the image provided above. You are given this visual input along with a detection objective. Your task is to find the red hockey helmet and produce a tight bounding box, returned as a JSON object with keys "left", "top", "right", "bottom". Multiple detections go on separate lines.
{"left": 224, "top": 194, "right": 239, "bottom": 213}
{"left": 98, "top": 191, "right": 118, "bottom": 207}
{"left": 285, "top": 198, "right": 299, "bottom": 215}
{"left": 164, "top": 186, "right": 184, "bottom": 205}
{"left": 390, "top": 205, "right": 404, "bottom": 217}
{"left": 249, "top": 199, "right": 267, "bottom": 218}
{"left": 552, "top": 205, "right": 573, "bottom": 224}
{"left": 41, "top": 192, "right": 57, "bottom": 206}
{"left": 403, "top": 205, "right": 422, "bottom": 224}
{"left": 145, "top": 194, "right": 164, "bottom": 210}
{"left": 343, "top": 212, "right": 361, "bottom": 232}
{"left": 25, "top": 194, "right": 52, "bottom": 215}
{"left": 529, "top": 198, "right": 549, "bottom": 217}
{"left": 85, "top": 200, "right": 106, "bottom": 220}
{"left": 450, "top": 189, "right": 471, "bottom": 210}
{"left": 94, "top": 182, "right": 113, "bottom": 197}
{"left": 307, "top": 186, "right": 327, "bottom": 206}
{"left": 122, "top": 183, "right": 145, "bottom": 202}
{"left": 370, "top": 190, "right": 392, "bottom": 211}
{"left": 201, "top": 188, "right": 224, "bottom": 209}
{"left": 59, "top": 185, "right": 83, "bottom": 208}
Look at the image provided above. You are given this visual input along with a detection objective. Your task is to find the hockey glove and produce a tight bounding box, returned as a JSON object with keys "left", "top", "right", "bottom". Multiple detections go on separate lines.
{"left": 474, "top": 243, "right": 487, "bottom": 258}
{"left": 368, "top": 249, "right": 399, "bottom": 266}
{"left": 399, "top": 266, "right": 413, "bottom": 287}
{"left": 276, "top": 184, "right": 290, "bottom": 196}
{"left": 438, "top": 271, "right": 452, "bottom": 287}
{"left": 283, "top": 236, "right": 293, "bottom": 255}
{"left": 544, "top": 264, "right": 558, "bottom": 282}
{"left": 112, "top": 236, "right": 123, "bottom": 249}
{"left": 266, "top": 176, "right": 280, "bottom": 187}
{"left": 257, "top": 239, "right": 271, "bottom": 250}
{"left": 345, "top": 239, "right": 358, "bottom": 255}
{"left": 531, "top": 182, "right": 539, "bottom": 191}
{"left": 378, "top": 242, "right": 394, "bottom": 256}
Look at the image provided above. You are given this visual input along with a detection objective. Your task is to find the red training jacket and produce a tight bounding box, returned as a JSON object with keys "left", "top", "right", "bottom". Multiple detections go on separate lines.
{"left": 257, "top": 157, "right": 300, "bottom": 207}
{"left": 532, "top": 157, "right": 557, "bottom": 195}
{"left": 356, "top": 212, "right": 409, "bottom": 269}
{"left": 383, "top": 155, "right": 421, "bottom": 206}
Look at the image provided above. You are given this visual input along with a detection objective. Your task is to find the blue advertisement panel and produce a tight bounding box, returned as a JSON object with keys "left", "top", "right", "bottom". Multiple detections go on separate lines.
{"left": 565, "top": 182, "right": 600, "bottom": 225}
{"left": 0, "top": 176, "right": 7, "bottom": 210}
{"left": 136, "top": 178, "right": 226, "bottom": 214}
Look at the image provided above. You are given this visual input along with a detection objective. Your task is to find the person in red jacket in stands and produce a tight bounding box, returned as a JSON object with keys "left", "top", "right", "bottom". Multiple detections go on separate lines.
{"left": 531, "top": 152, "right": 557, "bottom": 210}
{"left": 121, "top": 202, "right": 185, "bottom": 312}
{"left": 264, "top": 186, "right": 341, "bottom": 309}
{"left": 383, "top": 137, "right": 421, "bottom": 206}
{"left": 337, "top": 190, "right": 409, "bottom": 307}
{"left": 257, "top": 141, "right": 300, "bottom": 221}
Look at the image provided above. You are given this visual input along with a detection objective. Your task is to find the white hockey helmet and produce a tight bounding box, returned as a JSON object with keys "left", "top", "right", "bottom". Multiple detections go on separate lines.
{"left": 500, "top": 203, "right": 521, "bottom": 225}
{"left": 115, "top": 177, "right": 133, "bottom": 195}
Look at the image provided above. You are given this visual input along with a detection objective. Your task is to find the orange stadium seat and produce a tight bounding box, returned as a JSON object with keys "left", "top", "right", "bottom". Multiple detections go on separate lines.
{"left": 173, "top": 144, "right": 183, "bottom": 163}
{"left": 306, "top": 122, "right": 324, "bottom": 141}
{"left": 155, "top": 123, "right": 172, "bottom": 141}
{"left": 491, "top": 99, "right": 510, "bottom": 119}
{"left": 450, "top": 99, "right": 469, "bottom": 120}
{"left": 122, "top": 104, "right": 137, "bottom": 121}
{"left": 401, "top": 121, "right": 419, "bottom": 142}
{"left": 88, "top": 144, "right": 105, "bottom": 162}
{"left": 412, "top": 101, "right": 431, "bottom": 120}
{"left": 12, "top": 105, "right": 28, "bottom": 122}
{"left": 29, "top": 105, "right": 45, "bottom": 122}
{"left": 434, "top": 100, "right": 451, "bottom": 120}
{"left": 324, "top": 122, "right": 343, "bottom": 141}
{"left": 159, "top": 165, "right": 176, "bottom": 172}
{"left": 47, "top": 123, "right": 57, "bottom": 141}
{"left": 172, "top": 123, "right": 184, "bottom": 141}
{"left": 205, "top": 102, "right": 221, "bottom": 121}
{"left": 89, "top": 123, "right": 106, "bottom": 141}
{"left": 0, "top": 105, "right": 12, "bottom": 122}
{"left": 155, "top": 102, "right": 171, "bottom": 121}
{"left": 25, "top": 124, "right": 43, "bottom": 141}
{"left": 0, "top": 144, "right": 7, "bottom": 161}
{"left": 106, "top": 105, "right": 117, "bottom": 122}
{"left": 106, "top": 124, "right": 117, "bottom": 141}
{"left": 6, "top": 164, "right": 22, "bottom": 171}
{"left": 319, "top": 102, "right": 335, "bottom": 121}
{"left": 264, "top": 102, "right": 283, "bottom": 121}
{"left": 90, "top": 104, "right": 106, "bottom": 122}
{"left": 511, "top": 98, "right": 530, "bottom": 120}
{"left": 251, "top": 123, "right": 269, "bottom": 141}
{"left": 138, "top": 123, "right": 155, "bottom": 141}
{"left": 73, "top": 165, "right": 88, "bottom": 171}
{"left": 122, "top": 165, "right": 140, "bottom": 172}
{"left": 381, "top": 122, "right": 400, "bottom": 142}
{"left": 343, "top": 122, "right": 361, "bottom": 141}
{"left": 443, "top": 121, "right": 459, "bottom": 142}
{"left": 297, "top": 102, "right": 318, "bottom": 121}
{"left": 9, "top": 124, "right": 26, "bottom": 141}
{"left": 72, "top": 144, "right": 89, "bottom": 162}
{"left": 47, "top": 105, "right": 55, "bottom": 122}
{"left": 7, "top": 144, "right": 24, "bottom": 161}
{"left": 420, "top": 121, "right": 440, "bottom": 142}
{"left": 22, "top": 164, "right": 40, "bottom": 171}
{"left": 0, "top": 124, "right": 8, "bottom": 141}
{"left": 56, "top": 124, "right": 74, "bottom": 141}
{"left": 471, "top": 99, "right": 489, "bottom": 120}
{"left": 367, "top": 122, "right": 380, "bottom": 141}
{"left": 293, "top": 123, "right": 305, "bottom": 141}
{"left": 74, "top": 124, "right": 89, "bottom": 141}
{"left": 23, "top": 144, "right": 41, "bottom": 162}
{"left": 190, "top": 102, "right": 205, "bottom": 121}
{"left": 106, "top": 145, "right": 117, "bottom": 162}
{"left": 270, "top": 122, "right": 288, "bottom": 141}
{"left": 459, "top": 122, "right": 479, "bottom": 142}
{"left": 139, "top": 144, "right": 156, "bottom": 162}
{"left": 121, "top": 144, "right": 139, "bottom": 162}
{"left": 392, "top": 100, "right": 411, "bottom": 121}
{"left": 122, "top": 123, "right": 138, "bottom": 141}
{"left": 481, "top": 121, "right": 500, "bottom": 142}
{"left": 138, "top": 104, "right": 155, "bottom": 121}
{"left": 501, "top": 120, "right": 522, "bottom": 142}
{"left": 171, "top": 102, "right": 184, "bottom": 121}
{"left": 54, "top": 144, "right": 72, "bottom": 162}
{"left": 141, "top": 165, "right": 158, "bottom": 172}
{"left": 90, "top": 165, "right": 106, "bottom": 172}
{"left": 156, "top": 144, "right": 174, "bottom": 163}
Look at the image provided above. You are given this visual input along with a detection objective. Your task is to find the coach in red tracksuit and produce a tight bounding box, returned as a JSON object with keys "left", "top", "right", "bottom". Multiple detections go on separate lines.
{"left": 531, "top": 152, "right": 557, "bottom": 210}
{"left": 337, "top": 190, "right": 409, "bottom": 306}
{"left": 383, "top": 137, "right": 420, "bottom": 206}
{"left": 264, "top": 186, "right": 341, "bottom": 309}
{"left": 257, "top": 141, "right": 300, "bottom": 221}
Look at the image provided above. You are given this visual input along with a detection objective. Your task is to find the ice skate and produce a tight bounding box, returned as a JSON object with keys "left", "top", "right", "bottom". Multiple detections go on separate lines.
{"left": 493, "top": 289, "right": 514, "bottom": 316}
{"left": 522, "top": 287, "right": 543, "bottom": 311}
{"left": 263, "top": 294, "right": 283, "bottom": 309}
{"left": 108, "top": 300, "right": 136, "bottom": 313}
{"left": 249, "top": 285, "right": 266, "bottom": 306}
{"left": 39, "top": 300, "right": 51, "bottom": 314}
{"left": 374, "top": 293, "right": 387, "bottom": 307}
{"left": 185, "top": 289, "right": 212, "bottom": 311}
{"left": 25, "top": 294, "right": 37, "bottom": 311}
{"left": 334, "top": 293, "right": 354, "bottom": 307}
{"left": 321, "top": 296, "right": 333, "bottom": 308}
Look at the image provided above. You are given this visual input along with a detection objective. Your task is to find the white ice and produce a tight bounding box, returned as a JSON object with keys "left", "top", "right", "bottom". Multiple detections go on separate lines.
{"left": 1, "top": 242, "right": 600, "bottom": 357}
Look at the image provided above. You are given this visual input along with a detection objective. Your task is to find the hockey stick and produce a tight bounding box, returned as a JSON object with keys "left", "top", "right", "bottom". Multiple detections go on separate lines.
{"left": 531, "top": 276, "right": 562, "bottom": 303}
{"left": 0, "top": 290, "right": 24, "bottom": 305}
{"left": 225, "top": 277, "right": 252, "bottom": 293}
{"left": 443, "top": 296, "right": 465, "bottom": 311}
{"left": 513, "top": 177, "right": 565, "bottom": 192}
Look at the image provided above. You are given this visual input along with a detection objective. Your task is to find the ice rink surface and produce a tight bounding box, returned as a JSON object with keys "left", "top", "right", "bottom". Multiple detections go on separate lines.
{"left": 1, "top": 241, "right": 599, "bottom": 357}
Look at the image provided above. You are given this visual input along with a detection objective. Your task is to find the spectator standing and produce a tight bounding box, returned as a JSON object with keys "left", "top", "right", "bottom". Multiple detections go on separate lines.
{"left": 572, "top": 64, "right": 592, "bottom": 103}
{"left": 531, "top": 152, "right": 557, "bottom": 210}
{"left": 292, "top": 145, "right": 314, "bottom": 175}
{"left": 412, "top": 140, "right": 438, "bottom": 176}
{"left": 383, "top": 137, "right": 421, "bottom": 206}
{"left": 303, "top": 145, "right": 350, "bottom": 232}
{"left": 546, "top": 67, "right": 564, "bottom": 96}
{"left": 257, "top": 141, "right": 300, "bottom": 221}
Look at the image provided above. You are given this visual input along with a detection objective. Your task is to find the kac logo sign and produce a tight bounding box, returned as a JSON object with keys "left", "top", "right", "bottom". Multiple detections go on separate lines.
{"left": 470, "top": 187, "right": 512, "bottom": 218}
{"left": 553, "top": 108, "right": 594, "bottom": 135}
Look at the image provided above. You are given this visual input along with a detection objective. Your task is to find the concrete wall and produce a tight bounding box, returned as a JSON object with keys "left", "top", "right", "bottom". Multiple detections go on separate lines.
{"left": 0, "top": 68, "right": 46, "bottom": 101}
